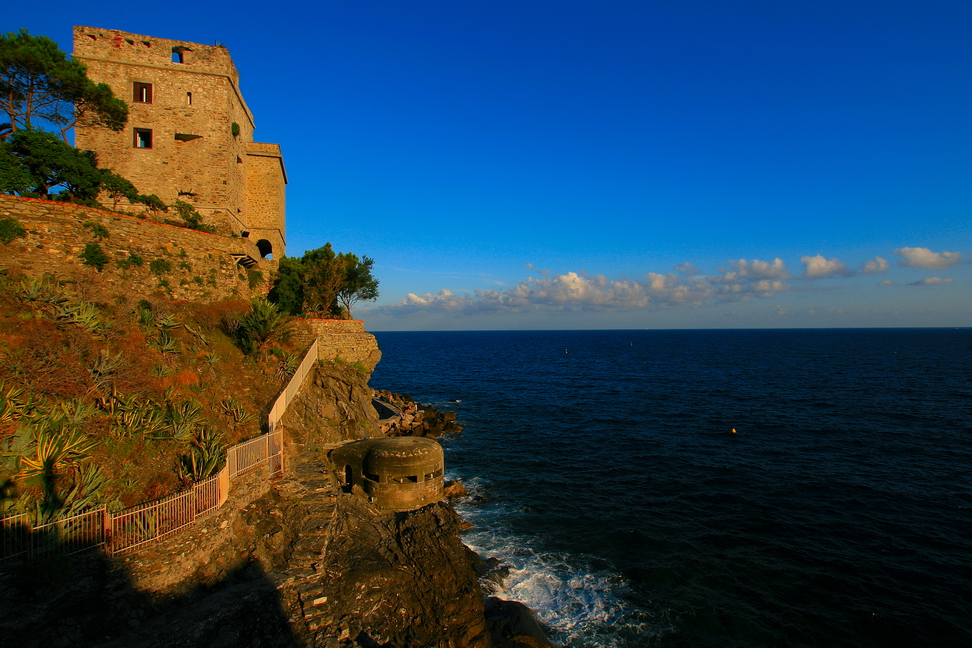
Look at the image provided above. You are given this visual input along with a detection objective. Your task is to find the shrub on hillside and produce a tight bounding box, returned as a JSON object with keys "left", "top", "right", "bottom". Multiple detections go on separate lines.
{"left": 0, "top": 216, "right": 27, "bottom": 244}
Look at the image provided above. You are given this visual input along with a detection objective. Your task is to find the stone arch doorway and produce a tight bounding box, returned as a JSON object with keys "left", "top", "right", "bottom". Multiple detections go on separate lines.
{"left": 256, "top": 239, "right": 273, "bottom": 259}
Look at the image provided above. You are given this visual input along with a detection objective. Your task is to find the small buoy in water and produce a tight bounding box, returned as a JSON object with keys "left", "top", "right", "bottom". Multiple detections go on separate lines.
{"left": 732, "top": 428, "right": 737, "bottom": 434}
{"left": 565, "top": 349, "right": 568, "bottom": 354}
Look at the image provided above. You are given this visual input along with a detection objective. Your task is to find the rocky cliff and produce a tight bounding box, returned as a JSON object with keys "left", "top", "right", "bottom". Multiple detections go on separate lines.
{"left": 0, "top": 358, "right": 552, "bottom": 648}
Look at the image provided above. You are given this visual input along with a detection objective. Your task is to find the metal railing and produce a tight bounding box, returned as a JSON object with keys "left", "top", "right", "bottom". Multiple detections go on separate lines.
{"left": 1, "top": 341, "right": 320, "bottom": 562}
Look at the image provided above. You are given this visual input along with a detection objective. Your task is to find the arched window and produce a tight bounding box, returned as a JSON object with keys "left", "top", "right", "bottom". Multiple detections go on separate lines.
{"left": 256, "top": 239, "right": 273, "bottom": 259}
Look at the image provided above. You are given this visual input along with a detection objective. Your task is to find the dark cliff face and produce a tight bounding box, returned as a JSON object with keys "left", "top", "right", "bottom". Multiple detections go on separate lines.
{"left": 281, "top": 361, "right": 382, "bottom": 445}
{"left": 292, "top": 496, "right": 491, "bottom": 647}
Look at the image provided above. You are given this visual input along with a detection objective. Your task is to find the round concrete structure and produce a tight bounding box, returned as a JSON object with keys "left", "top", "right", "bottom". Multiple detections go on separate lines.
{"left": 330, "top": 437, "right": 444, "bottom": 511}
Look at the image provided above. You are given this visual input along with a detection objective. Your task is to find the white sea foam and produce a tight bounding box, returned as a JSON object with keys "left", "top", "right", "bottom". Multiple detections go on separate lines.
{"left": 451, "top": 474, "right": 658, "bottom": 647}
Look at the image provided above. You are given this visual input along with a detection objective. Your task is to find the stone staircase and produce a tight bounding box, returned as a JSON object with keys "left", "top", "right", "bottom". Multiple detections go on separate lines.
{"left": 283, "top": 448, "right": 344, "bottom": 635}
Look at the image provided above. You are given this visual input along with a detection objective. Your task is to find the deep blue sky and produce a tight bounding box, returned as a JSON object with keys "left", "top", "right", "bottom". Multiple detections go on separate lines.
{"left": 14, "top": 1, "right": 972, "bottom": 329}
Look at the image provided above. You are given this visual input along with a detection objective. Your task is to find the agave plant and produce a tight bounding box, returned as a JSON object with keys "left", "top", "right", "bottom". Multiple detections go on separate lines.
{"left": 87, "top": 349, "right": 125, "bottom": 389}
{"left": 14, "top": 420, "right": 100, "bottom": 516}
{"left": 154, "top": 329, "right": 179, "bottom": 355}
{"left": 55, "top": 300, "right": 105, "bottom": 334}
{"left": 220, "top": 399, "right": 255, "bottom": 426}
{"left": 15, "top": 424, "right": 100, "bottom": 480}
{"left": 162, "top": 399, "right": 206, "bottom": 441}
{"left": 112, "top": 396, "right": 167, "bottom": 439}
{"left": 177, "top": 426, "right": 225, "bottom": 481}
{"left": 59, "top": 463, "right": 107, "bottom": 518}
{"left": 16, "top": 275, "right": 67, "bottom": 307}
{"left": 0, "top": 380, "right": 33, "bottom": 424}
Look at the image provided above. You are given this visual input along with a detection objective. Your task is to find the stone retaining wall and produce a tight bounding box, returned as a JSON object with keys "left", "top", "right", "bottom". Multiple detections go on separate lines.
{"left": 293, "top": 319, "right": 382, "bottom": 371}
{"left": 1, "top": 194, "right": 273, "bottom": 302}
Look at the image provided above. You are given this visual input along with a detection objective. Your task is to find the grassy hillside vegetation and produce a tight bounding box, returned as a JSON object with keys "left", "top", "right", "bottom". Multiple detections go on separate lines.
{"left": 0, "top": 267, "right": 304, "bottom": 522}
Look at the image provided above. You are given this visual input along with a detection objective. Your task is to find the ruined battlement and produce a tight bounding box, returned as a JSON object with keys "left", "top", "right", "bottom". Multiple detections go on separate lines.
{"left": 73, "top": 26, "right": 243, "bottom": 85}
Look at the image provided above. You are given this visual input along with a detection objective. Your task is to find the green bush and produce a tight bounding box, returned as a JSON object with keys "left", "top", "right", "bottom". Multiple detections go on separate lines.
{"left": 0, "top": 216, "right": 27, "bottom": 244}
{"left": 116, "top": 252, "right": 144, "bottom": 269}
{"left": 233, "top": 297, "right": 290, "bottom": 355}
{"left": 149, "top": 258, "right": 172, "bottom": 275}
{"left": 80, "top": 242, "right": 110, "bottom": 271}
{"left": 83, "top": 220, "right": 109, "bottom": 240}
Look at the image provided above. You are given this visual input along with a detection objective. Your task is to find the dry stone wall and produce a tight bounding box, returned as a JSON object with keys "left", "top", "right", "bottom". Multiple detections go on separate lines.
{"left": 1, "top": 194, "right": 273, "bottom": 302}
{"left": 293, "top": 319, "right": 381, "bottom": 371}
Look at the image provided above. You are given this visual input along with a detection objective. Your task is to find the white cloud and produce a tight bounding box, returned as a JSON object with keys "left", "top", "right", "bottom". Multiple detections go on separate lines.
{"left": 894, "top": 247, "right": 962, "bottom": 270}
{"left": 722, "top": 258, "right": 791, "bottom": 280}
{"left": 374, "top": 258, "right": 799, "bottom": 318}
{"left": 862, "top": 256, "right": 889, "bottom": 275}
{"left": 801, "top": 254, "right": 854, "bottom": 279}
{"left": 907, "top": 277, "right": 954, "bottom": 286}
{"left": 675, "top": 262, "right": 699, "bottom": 276}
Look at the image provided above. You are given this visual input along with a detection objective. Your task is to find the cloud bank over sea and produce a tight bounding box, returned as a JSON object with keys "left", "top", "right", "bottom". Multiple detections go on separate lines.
{"left": 362, "top": 247, "right": 967, "bottom": 324}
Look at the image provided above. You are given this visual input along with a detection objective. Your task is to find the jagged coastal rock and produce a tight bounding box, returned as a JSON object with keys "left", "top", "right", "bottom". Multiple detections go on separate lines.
{"left": 0, "top": 358, "right": 552, "bottom": 647}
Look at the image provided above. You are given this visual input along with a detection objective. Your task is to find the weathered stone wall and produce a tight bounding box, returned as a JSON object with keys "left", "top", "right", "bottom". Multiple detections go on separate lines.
{"left": 72, "top": 26, "right": 286, "bottom": 256}
{"left": 0, "top": 194, "right": 273, "bottom": 302}
{"left": 293, "top": 319, "right": 382, "bottom": 371}
{"left": 245, "top": 142, "right": 287, "bottom": 258}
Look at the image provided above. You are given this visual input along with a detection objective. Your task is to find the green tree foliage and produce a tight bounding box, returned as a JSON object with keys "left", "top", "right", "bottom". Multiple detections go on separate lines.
{"left": 337, "top": 253, "right": 379, "bottom": 319}
{"left": 5, "top": 129, "right": 103, "bottom": 202}
{"left": 0, "top": 28, "right": 128, "bottom": 141}
{"left": 268, "top": 256, "right": 306, "bottom": 316}
{"left": 268, "top": 244, "right": 379, "bottom": 318}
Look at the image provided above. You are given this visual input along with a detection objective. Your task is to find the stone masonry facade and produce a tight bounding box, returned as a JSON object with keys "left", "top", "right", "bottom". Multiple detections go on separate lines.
{"left": 73, "top": 26, "right": 287, "bottom": 259}
{"left": 1, "top": 194, "right": 273, "bottom": 302}
{"left": 293, "top": 319, "right": 382, "bottom": 372}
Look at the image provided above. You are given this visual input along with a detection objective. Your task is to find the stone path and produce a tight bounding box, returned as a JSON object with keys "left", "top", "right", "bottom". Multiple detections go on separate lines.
{"left": 283, "top": 447, "right": 344, "bottom": 634}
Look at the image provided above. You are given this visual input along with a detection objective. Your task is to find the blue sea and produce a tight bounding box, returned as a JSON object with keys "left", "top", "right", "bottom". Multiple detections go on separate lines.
{"left": 370, "top": 329, "right": 972, "bottom": 648}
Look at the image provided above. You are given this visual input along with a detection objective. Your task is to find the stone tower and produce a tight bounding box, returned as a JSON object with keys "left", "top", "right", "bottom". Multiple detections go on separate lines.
{"left": 73, "top": 26, "right": 286, "bottom": 259}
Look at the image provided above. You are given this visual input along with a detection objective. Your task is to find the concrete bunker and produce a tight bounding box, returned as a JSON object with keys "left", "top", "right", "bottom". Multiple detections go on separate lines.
{"left": 329, "top": 437, "right": 444, "bottom": 511}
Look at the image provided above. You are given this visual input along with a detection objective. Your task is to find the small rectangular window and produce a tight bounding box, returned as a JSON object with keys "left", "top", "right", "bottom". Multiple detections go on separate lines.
{"left": 134, "top": 128, "right": 153, "bottom": 149}
{"left": 133, "top": 82, "right": 152, "bottom": 104}
{"left": 186, "top": 91, "right": 192, "bottom": 106}
{"left": 171, "top": 47, "right": 184, "bottom": 63}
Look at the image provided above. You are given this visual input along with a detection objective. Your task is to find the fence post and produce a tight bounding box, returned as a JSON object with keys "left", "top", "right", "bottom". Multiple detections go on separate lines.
{"left": 218, "top": 466, "right": 230, "bottom": 507}
{"left": 104, "top": 508, "right": 113, "bottom": 556}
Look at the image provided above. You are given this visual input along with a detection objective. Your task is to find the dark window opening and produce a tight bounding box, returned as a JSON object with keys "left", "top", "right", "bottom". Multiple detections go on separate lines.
{"left": 86, "top": 34, "right": 97, "bottom": 41}
{"left": 344, "top": 465, "right": 354, "bottom": 489}
{"left": 134, "top": 128, "right": 152, "bottom": 149}
{"left": 141, "top": 41, "right": 151, "bottom": 47}
{"left": 405, "top": 475, "right": 419, "bottom": 483}
{"left": 364, "top": 473, "right": 380, "bottom": 483}
{"left": 186, "top": 91, "right": 192, "bottom": 105}
{"left": 236, "top": 155, "right": 243, "bottom": 164}
{"left": 125, "top": 39, "right": 134, "bottom": 45}
{"left": 174, "top": 133, "right": 202, "bottom": 142}
{"left": 177, "top": 190, "right": 197, "bottom": 197}
{"left": 133, "top": 82, "right": 152, "bottom": 104}
{"left": 256, "top": 239, "right": 273, "bottom": 259}
{"left": 171, "top": 47, "right": 184, "bottom": 63}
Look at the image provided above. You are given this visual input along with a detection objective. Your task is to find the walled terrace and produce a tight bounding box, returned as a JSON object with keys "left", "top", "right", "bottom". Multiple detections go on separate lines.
{"left": 1, "top": 194, "right": 274, "bottom": 302}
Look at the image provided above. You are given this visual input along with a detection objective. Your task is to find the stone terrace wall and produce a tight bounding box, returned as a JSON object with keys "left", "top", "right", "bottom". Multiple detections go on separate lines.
{"left": 293, "top": 319, "right": 382, "bottom": 371}
{"left": 0, "top": 195, "right": 274, "bottom": 302}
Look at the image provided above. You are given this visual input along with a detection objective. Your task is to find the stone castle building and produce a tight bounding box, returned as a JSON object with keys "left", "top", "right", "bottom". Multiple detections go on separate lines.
{"left": 72, "top": 26, "right": 286, "bottom": 259}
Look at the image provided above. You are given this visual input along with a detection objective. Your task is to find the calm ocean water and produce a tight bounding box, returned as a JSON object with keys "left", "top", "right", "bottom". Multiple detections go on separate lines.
{"left": 370, "top": 329, "right": 972, "bottom": 648}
